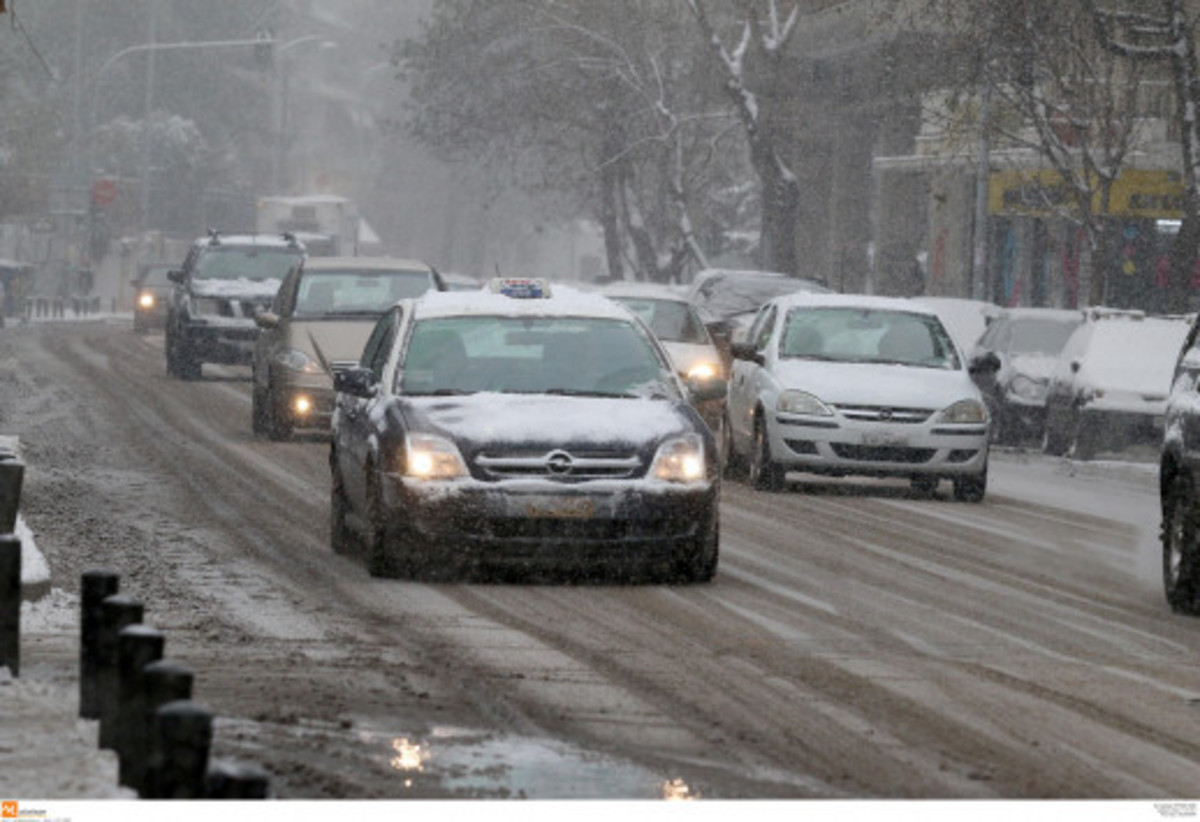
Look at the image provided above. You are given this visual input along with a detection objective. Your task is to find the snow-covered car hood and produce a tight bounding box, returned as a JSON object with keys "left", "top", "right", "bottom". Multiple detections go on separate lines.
{"left": 190, "top": 278, "right": 282, "bottom": 300}
{"left": 770, "top": 358, "right": 981, "bottom": 409}
{"left": 405, "top": 393, "right": 695, "bottom": 450}
{"left": 1003, "top": 352, "right": 1059, "bottom": 383}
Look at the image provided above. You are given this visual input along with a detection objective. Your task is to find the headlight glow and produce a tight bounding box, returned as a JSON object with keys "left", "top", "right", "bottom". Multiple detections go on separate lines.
{"left": 777, "top": 390, "right": 833, "bottom": 416}
{"left": 938, "top": 398, "right": 988, "bottom": 424}
{"left": 405, "top": 433, "right": 468, "bottom": 480}
{"left": 650, "top": 434, "right": 706, "bottom": 483}
{"left": 275, "top": 348, "right": 324, "bottom": 374}
{"left": 686, "top": 362, "right": 719, "bottom": 381}
{"left": 292, "top": 395, "right": 313, "bottom": 415}
{"left": 137, "top": 292, "right": 155, "bottom": 309}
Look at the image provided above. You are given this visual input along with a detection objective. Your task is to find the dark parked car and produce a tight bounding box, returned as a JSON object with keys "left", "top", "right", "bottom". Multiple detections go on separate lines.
{"left": 1160, "top": 314, "right": 1200, "bottom": 614}
{"left": 132, "top": 261, "right": 176, "bottom": 333}
{"left": 329, "top": 278, "right": 726, "bottom": 582}
{"left": 165, "top": 232, "right": 306, "bottom": 379}
{"left": 251, "top": 256, "right": 444, "bottom": 439}
{"left": 969, "top": 307, "right": 1083, "bottom": 445}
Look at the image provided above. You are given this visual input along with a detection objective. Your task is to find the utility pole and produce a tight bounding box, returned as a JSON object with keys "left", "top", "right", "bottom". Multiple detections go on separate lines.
{"left": 139, "top": 0, "right": 160, "bottom": 238}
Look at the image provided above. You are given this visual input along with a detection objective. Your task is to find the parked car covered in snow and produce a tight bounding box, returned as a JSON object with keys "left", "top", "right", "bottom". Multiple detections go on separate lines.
{"left": 329, "top": 278, "right": 726, "bottom": 582}
{"left": 725, "top": 292, "right": 992, "bottom": 500}
{"left": 1043, "top": 308, "right": 1192, "bottom": 460}
{"left": 969, "top": 307, "right": 1084, "bottom": 445}
{"left": 1160, "top": 313, "right": 1200, "bottom": 615}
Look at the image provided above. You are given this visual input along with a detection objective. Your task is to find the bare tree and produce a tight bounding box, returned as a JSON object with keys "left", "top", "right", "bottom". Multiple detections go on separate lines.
{"left": 686, "top": 0, "right": 802, "bottom": 276}
{"left": 1085, "top": 0, "right": 1200, "bottom": 313}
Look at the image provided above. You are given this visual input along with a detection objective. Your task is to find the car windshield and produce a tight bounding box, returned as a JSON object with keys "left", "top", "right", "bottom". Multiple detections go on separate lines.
{"left": 780, "top": 307, "right": 961, "bottom": 369}
{"left": 611, "top": 297, "right": 710, "bottom": 344}
{"left": 695, "top": 273, "right": 827, "bottom": 321}
{"left": 294, "top": 269, "right": 432, "bottom": 317}
{"left": 193, "top": 246, "right": 303, "bottom": 281}
{"left": 399, "top": 315, "right": 676, "bottom": 398}
{"left": 1007, "top": 317, "right": 1081, "bottom": 355}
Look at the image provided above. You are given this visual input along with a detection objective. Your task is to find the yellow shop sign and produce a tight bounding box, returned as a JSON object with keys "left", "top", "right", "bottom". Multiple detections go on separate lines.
{"left": 989, "top": 168, "right": 1186, "bottom": 218}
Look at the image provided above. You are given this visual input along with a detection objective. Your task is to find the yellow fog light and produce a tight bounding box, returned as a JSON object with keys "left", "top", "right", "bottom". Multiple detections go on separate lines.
{"left": 293, "top": 395, "right": 313, "bottom": 416}
{"left": 138, "top": 292, "right": 155, "bottom": 309}
{"left": 686, "top": 362, "right": 719, "bottom": 381}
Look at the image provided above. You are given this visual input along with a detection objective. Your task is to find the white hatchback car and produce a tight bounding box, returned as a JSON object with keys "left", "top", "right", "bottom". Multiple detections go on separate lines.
{"left": 725, "top": 292, "right": 992, "bottom": 500}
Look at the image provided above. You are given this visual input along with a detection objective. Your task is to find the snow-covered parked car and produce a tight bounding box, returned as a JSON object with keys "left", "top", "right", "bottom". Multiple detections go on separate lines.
{"left": 1160, "top": 313, "right": 1200, "bottom": 615}
{"left": 329, "top": 278, "right": 727, "bottom": 582}
{"left": 914, "top": 295, "right": 1002, "bottom": 356}
{"left": 165, "top": 231, "right": 306, "bottom": 380}
{"left": 968, "top": 307, "right": 1084, "bottom": 445}
{"left": 1043, "top": 308, "right": 1192, "bottom": 460}
{"left": 725, "top": 292, "right": 993, "bottom": 501}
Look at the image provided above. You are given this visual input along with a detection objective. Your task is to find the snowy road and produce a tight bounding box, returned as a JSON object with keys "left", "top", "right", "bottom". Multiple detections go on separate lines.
{"left": 4, "top": 320, "right": 1200, "bottom": 799}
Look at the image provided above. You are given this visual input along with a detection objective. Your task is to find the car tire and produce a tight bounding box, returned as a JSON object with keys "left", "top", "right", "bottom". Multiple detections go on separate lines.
{"left": 251, "top": 382, "right": 269, "bottom": 437}
{"left": 365, "top": 469, "right": 401, "bottom": 578}
{"left": 170, "top": 332, "right": 202, "bottom": 381}
{"left": 1072, "top": 416, "right": 1100, "bottom": 461}
{"left": 721, "top": 410, "right": 747, "bottom": 480}
{"left": 263, "top": 381, "right": 293, "bottom": 441}
{"left": 1162, "top": 472, "right": 1200, "bottom": 615}
{"left": 330, "top": 459, "right": 355, "bottom": 556}
{"left": 750, "top": 417, "right": 785, "bottom": 492}
{"left": 676, "top": 511, "right": 719, "bottom": 583}
{"left": 952, "top": 466, "right": 987, "bottom": 503}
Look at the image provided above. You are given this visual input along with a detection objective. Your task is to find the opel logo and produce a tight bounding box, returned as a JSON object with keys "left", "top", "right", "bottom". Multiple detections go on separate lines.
{"left": 546, "top": 451, "right": 574, "bottom": 474}
{"left": 878, "top": 408, "right": 894, "bottom": 421}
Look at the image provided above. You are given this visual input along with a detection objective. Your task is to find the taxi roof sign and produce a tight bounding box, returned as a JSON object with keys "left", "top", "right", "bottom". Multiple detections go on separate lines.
{"left": 489, "top": 277, "right": 551, "bottom": 299}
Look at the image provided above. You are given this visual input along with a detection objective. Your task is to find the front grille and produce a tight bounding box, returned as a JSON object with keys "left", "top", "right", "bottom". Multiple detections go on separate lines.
{"left": 830, "top": 444, "right": 935, "bottom": 463}
{"left": 834, "top": 405, "right": 932, "bottom": 424}
{"left": 474, "top": 449, "right": 642, "bottom": 480}
{"left": 460, "top": 516, "right": 694, "bottom": 540}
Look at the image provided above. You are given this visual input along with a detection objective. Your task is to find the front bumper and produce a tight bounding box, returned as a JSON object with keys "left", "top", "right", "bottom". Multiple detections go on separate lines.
{"left": 381, "top": 476, "right": 718, "bottom": 570}
{"left": 768, "top": 413, "right": 989, "bottom": 478}
{"left": 181, "top": 320, "right": 259, "bottom": 365}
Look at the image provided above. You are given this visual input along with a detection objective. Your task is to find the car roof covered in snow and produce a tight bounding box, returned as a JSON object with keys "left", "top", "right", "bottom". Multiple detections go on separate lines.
{"left": 412, "top": 281, "right": 635, "bottom": 321}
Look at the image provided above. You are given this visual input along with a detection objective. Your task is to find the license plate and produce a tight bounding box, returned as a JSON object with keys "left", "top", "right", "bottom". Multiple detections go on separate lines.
{"left": 516, "top": 496, "right": 597, "bottom": 519}
{"left": 862, "top": 430, "right": 908, "bottom": 447}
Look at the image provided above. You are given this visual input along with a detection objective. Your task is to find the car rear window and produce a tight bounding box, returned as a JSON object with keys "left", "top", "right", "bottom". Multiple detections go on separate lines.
{"left": 295, "top": 269, "right": 433, "bottom": 316}
{"left": 194, "top": 246, "right": 302, "bottom": 281}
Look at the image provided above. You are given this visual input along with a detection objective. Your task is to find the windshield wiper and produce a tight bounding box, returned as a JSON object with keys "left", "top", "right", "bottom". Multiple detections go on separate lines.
{"left": 544, "top": 388, "right": 636, "bottom": 398}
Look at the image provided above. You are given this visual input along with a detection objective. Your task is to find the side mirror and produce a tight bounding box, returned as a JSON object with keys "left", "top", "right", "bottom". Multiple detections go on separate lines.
{"left": 687, "top": 375, "right": 728, "bottom": 403}
{"left": 333, "top": 367, "right": 377, "bottom": 399}
{"left": 729, "top": 341, "right": 764, "bottom": 365}
{"left": 167, "top": 269, "right": 184, "bottom": 285}
{"left": 968, "top": 351, "right": 1001, "bottom": 376}
{"left": 255, "top": 311, "right": 280, "bottom": 330}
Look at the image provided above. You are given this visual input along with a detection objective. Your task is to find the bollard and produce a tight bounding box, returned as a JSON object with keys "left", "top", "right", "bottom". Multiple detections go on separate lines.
{"left": 152, "top": 700, "right": 213, "bottom": 799}
{"left": 0, "top": 458, "right": 23, "bottom": 535}
{"left": 140, "top": 660, "right": 194, "bottom": 798}
{"left": 205, "top": 759, "right": 271, "bottom": 799}
{"left": 115, "top": 624, "right": 164, "bottom": 791}
{"left": 96, "top": 595, "right": 143, "bottom": 750}
{"left": 0, "top": 534, "right": 20, "bottom": 677}
{"left": 79, "top": 569, "right": 120, "bottom": 718}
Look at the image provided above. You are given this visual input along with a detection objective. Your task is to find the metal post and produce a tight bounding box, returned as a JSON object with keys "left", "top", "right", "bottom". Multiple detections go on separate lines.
{"left": 80, "top": 568, "right": 119, "bottom": 717}
{"left": 0, "top": 534, "right": 20, "bottom": 677}
{"left": 206, "top": 760, "right": 271, "bottom": 799}
{"left": 116, "top": 624, "right": 164, "bottom": 791}
{"left": 153, "top": 700, "right": 213, "bottom": 799}
{"left": 0, "top": 459, "right": 24, "bottom": 534}
{"left": 97, "top": 595, "right": 143, "bottom": 750}
{"left": 141, "top": 660, "right": 194, "bottom": 798}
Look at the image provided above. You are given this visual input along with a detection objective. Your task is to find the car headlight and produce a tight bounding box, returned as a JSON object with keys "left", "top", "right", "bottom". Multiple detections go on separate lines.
{"left": 274, "top": 348, "right": 324, "bottom": 375}
{"left": 137, "top": 292, "right": 155, "bottom": 309}
{"left": 649, "top": 434, "right": 706, "bottom": 483}
{"left": 777, "top": 390, "right": 833, "bottom": 416}
{"left": 937, "top": 398, "right": 988, "bottom": 424}
{"left": 1008, "top": 374, "right": 1045, "bottom": 402}
{"left": 405, "top": 433, "right": 468, "bottom": 480}
{"left": 686, "top": 362, "right": 720, "bottom": 381}
{"left": 191, "top": 297, "right": 223, "bottom": 317}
